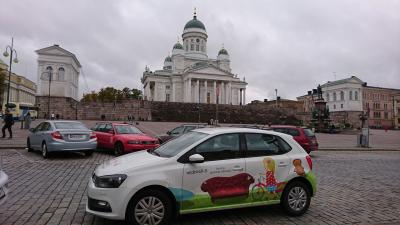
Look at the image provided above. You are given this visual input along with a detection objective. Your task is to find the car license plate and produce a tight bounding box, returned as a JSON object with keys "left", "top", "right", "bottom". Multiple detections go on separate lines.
{"left": 0, "top": 187, "right": 5, "bottom": 199}
{"left": 69, "top": 134, "right": 85, "bottom": 140}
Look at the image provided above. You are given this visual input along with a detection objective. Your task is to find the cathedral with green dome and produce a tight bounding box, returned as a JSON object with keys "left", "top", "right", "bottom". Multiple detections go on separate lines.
{"left": 142, "top": 10, "right": 247, "bottom": 105}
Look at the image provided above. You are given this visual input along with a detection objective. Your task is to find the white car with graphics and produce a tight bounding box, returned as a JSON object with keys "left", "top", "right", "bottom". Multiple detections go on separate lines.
{"left": 86, "top": 128, "right": 317, "bottom": 225}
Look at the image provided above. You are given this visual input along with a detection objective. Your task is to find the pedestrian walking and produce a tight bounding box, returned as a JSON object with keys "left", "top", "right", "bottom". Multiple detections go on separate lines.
{"left": 51, "top": 113, "right": 55, "bottom": 120}
{"left": 19, "top": 113, "right": 24, "bottom": 129}
{"left": 24, "top": 112, "right": 32, "bottom": 129}
{"left": 2, "top": 109, "right": 14, "bottom": 139}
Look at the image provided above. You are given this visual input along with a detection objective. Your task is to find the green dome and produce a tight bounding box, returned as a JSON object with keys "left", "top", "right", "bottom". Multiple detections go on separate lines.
{"left": 218, "top": 48, "right": 228, "bottom": 55}
{"left": 173, "top": 42, "right": 183, "bottom": 49}
{"left": 164, "top": 56, "right": 172, "bottom": 62}
{"left": 184, "top": 16, "right": 206, "bottom": 30}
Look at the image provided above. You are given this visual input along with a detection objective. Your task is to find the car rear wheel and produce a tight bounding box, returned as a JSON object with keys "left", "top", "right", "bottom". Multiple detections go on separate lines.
{"left": 126, "top": 189, "right": 173, "bottom": 225}
{"left": 42, "top": 142, "right": 49, "bottom": 158}
{"left": 114, "top": 142, "right": 124, "bottom": 156}
{"left": 27, "top": 139, "right": 33, "bottom": 152}
{"left": 281, "top": 181, "right": 311, "bottom": 216}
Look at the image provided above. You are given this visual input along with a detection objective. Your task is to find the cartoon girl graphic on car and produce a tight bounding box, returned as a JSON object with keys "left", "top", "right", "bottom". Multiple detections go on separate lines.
{"left": 263, "top": 157, "right": 277, "bottom": 193}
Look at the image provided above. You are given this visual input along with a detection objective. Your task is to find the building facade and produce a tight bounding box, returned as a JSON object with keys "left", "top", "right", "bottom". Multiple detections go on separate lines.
{"left": 36, "top": 44, "right": 81, "bottom": 101}
{"left": 142, "top": 12, "right": 247, "bottom": 105}
{"left": 0, "top": 59, "right": 36, "bottom": 109}
{"left": 297, "top": 76, "right": 400, "bottom": 128}
{"left": 362, "top": 86, "right": 400, "bottom": 128}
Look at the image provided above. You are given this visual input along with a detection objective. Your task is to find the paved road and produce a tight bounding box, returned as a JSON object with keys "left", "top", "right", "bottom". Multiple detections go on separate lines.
{"left": 1, "top": 150, "right": 399, "bottom": 225}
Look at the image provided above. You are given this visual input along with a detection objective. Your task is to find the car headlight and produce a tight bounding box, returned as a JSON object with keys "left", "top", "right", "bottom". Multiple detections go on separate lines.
{"left": 92, "top": 174, "right": 127, "bottom": 188}
{"left": 127, "top": 140, "right": 141, "bottom": 144}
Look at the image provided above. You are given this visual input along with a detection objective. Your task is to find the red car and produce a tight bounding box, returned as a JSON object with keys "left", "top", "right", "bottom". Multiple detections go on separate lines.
{"left": 265, "top": 125, "right": 318, "bottom": 153}
{"left": 92, "top": 122, "right": 159, "bottom": 155}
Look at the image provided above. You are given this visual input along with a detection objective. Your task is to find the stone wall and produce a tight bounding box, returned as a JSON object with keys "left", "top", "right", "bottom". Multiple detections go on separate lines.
{"left": 36, "top": 97, "right": 301, "bottom": 125}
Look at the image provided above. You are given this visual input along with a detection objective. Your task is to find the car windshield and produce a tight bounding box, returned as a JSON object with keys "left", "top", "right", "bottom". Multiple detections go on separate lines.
{"left": 115, "top": 125, "right": 142, "bottom": 134}
{"left": 303, "top": 128, "right": 315, "bottom": 137}
{"left": 152, "top": 131, "right": 208, "bottom": 158}
{"left": 54, "top": 122, "right": 87, "bottom": 130}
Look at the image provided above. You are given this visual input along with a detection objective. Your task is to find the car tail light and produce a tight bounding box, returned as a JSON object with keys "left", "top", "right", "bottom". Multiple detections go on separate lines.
{"left": 90, "top": 132, "right": 96, "bottom": 139}
{"left": 51, "top": 131, "right": 63, "bottom": 140}
{"left": 306, "top": 155, "right": 313, "bottom": 170}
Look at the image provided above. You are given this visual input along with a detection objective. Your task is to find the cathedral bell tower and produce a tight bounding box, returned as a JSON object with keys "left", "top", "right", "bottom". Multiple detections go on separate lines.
{"left": 182, "top": 9, "right": 208, "bottom": 59}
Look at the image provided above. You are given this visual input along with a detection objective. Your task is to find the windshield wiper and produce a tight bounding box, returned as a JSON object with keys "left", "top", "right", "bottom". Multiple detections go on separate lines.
{"left": 147, "top": 149, "right": 161, "bottom": 156}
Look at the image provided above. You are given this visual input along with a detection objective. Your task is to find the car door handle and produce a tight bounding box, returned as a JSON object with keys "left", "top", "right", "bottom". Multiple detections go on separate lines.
{"left": 278, "top": 162, "right": 289, "bottom": 167}
{"left": 232, "top": 166, "right": 243, "bottom": 171}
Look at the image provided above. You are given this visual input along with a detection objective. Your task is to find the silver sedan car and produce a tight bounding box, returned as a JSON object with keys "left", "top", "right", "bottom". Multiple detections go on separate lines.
{"left": 27, "top": 121, "right": 97, "bottom": 158}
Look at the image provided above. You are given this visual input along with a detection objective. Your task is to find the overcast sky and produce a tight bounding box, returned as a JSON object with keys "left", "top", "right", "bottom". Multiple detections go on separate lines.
{"left": 1, "top": 0, "right": 399, "bottom": 102}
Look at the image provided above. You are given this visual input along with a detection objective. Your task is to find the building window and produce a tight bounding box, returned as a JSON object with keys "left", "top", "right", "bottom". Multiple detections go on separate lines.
{"left": 384, "top": 103, "right": 387, "bottom": 110}
{"left": 341, "top": 104, "right": 343, "bottom": 108}
{"left": 166, "top": 94, "right": 170, "bottom": 102}
{"left": 334, "top": 104, "right": 336, "bottom": 109}
{"left": 384, "top": 112, "right": 388, "bottom": 119}
{"left": 58, "top": 67, "right": 65, "bottom": 81}
{"left": 166, "top": 85, "right": 170, "bottom": 90}
{"left": 355, "top": 91, "right": 358, "bottom": 100}
{"left": 326, "top": 93, "right": 330, "bottom": 101}
{"left": 349, "top": 91, "right": 352, "bottom": 100}
{"left": 201, "top": 45, "right": 205, "bottom": 52}
{"left": 340, "top": 91, "right": 344, "bottom": 101}
{"left": 196, "top": 45, "right": 199, "bottom": 51}
{"left": 190, "top": 44, "right": 194, "bottom": 51}
{"left": 333, "top": 92, "right": 337, "bottom": 101}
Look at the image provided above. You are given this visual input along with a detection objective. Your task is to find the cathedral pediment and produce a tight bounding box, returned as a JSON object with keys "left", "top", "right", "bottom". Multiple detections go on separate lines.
{"left": 188, "top": 64, "right": 232, "bottom": 76}
{"left": 36, "top": 45, "right": 81, "bottom": 67}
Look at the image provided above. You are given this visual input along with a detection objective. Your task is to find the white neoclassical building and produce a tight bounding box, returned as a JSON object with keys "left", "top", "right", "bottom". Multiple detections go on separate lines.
{"left": 141, "top": 12, "right": 247, "bottom": 105}
{"left": 36, "top": 44, "right": 81, "bottom": 101}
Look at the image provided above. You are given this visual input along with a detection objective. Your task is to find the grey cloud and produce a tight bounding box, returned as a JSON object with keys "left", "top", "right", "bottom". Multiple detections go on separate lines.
{"left": 1, "top": 0, "right": 399, "bottom": 101}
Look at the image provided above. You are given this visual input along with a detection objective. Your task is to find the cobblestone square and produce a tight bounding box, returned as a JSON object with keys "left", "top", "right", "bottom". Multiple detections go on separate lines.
{"left": 1, "top": 149, "right": 399, "bottom": 225}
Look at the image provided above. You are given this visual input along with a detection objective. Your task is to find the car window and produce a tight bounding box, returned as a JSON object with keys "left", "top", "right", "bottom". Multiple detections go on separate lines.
{"left": 93, "top": 124, "right": 100, "bottom": 131}
{"left": 153, "top": 131, "right": 208, "bottom": 157}
{"left": 115, "top": 125, "right": 142, "bottom": 134}
{"left": 41, "top": 122, "right": 52, "bottom": 131}
{"left": 34, "top": 122, "right": 45, "bottom": 132}
{"left": 245, "top": 133, "right": 291, "bottom": 157}
{"left": 97, "top": 124, "right": 106, "bottom": 132}
{"left": 286, "top": 128, "right": 300, "bottom": 136}
{"left": 103, "top": 124, "right": 113, "bottom": 132}
{"left": 194, "top": 133, "right": 241, "bottom": 161}
{"left": 303, "top": 128, "right": 315, "bottom": 137}
{"left": 183, "top": 126, "right": 196, "bottom": 133}
{"left": 54, "top": 122, "right": 87, "bottom": 130}
{"left": 170, "top": 126, "right": 184, "bottom": 135}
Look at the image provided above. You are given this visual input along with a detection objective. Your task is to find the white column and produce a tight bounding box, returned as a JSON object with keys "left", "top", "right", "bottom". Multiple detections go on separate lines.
{"left": 221, "top": 82, "right": 225, "bottom": 104}
{"left": 171, "top": 82, "right": 175, "bottom": 102}
{"left": 188, "top": 78, "right": 192, "bottom": 103}
{"left": 204, "top": 80, "right": 208, "bottom": 103}
{"left": 196, "top": 80, "right": 200, "bottom": 103}
{"left": 227, "top": 82, "right": 231, "bottom": 104}
{"left": 154, "top": 82, "right": 158, "bottom": 101}
{"left": 243, "top": 88, "right": 246, "bottom": 105}
{"left": 213, "top": 81, "right": 217, "bottom": 104}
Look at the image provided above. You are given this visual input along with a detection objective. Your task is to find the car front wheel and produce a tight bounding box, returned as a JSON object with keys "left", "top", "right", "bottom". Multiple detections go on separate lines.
{"left": 126, "top": 189, "right": 173, "bottom": 225}
{"left": 114, "top": 142, "right": 124, "bottom": 156}
{"left": 281, "top": 181, "right": 311, "bottom": 216}
{"left": 27, "top": 139, "right": 33, "bottom": 152}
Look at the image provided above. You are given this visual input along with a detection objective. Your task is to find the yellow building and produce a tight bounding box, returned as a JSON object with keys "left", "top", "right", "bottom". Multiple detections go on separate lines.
{"left": 0, "top": 58, "right": 37, "bottom": 111}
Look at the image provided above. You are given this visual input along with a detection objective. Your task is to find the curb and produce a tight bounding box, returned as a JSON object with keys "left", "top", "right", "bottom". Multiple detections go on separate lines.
{"left": 318, "top": 148, "right": 400, "bottom": 151}
{"left": 0, "top": 146, "right": 26, "bottom": 150}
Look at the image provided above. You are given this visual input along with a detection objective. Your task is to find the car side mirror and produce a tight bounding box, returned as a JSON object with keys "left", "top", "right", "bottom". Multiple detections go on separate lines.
{"left": 166, "top": 131, "right": 171, "bottom": 135}
{"left": 29, "top": 128, "right": 35, "bottom": 133}
{"left": 188, "top": 154, "right": 204, "bottom": 163}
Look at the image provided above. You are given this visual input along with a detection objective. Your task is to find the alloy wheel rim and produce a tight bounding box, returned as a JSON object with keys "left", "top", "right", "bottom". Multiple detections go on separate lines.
{"left": 42, "top": 144, "right": 47, "bottom": 157}
{"left": 288, "top": 186, "right": 307, "bottom": 211}
{"left": 134, "top": 196, "right": 165, "bottom": 225}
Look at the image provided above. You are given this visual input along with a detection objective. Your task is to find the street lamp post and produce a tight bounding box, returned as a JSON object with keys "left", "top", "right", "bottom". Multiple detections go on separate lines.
{"left": 3, "top": 37, "right": 19, "bottom": 110}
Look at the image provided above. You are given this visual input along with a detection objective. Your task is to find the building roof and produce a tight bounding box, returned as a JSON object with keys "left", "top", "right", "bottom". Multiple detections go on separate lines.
{"left": 321, "top": 76, "right": 365, "bottom": 87}
{"left": 173, "top": 42, "right": 183, "bottom": 49}
{"left": 36, "top": 44, "right": 81, "bottom": 67}
{"left": 218, "top": 48, "right": 228, "bottom": 55}
{"left": 363, "top": 85, "right": 400, "bottom": 92}
{"left": 184, "top": 15, "right": 206, "bottom": 30}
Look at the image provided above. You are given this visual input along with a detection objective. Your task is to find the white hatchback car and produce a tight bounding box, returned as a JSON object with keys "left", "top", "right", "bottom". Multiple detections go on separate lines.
{"left": 86, "top": 128, "right": 317, "bottom": 225}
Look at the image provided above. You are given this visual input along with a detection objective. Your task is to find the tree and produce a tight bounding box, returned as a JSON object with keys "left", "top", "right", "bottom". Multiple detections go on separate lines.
{"left": 80, "top": 87, "right": 143, "bottom": 102}
{"left": 0, "top": 67, "right": 6, "bottom": 107}
{"left": 131, "top": 88, "right": 142, "bottom": 100}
